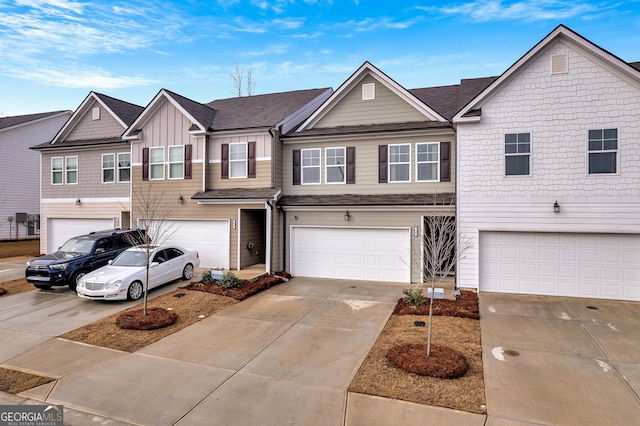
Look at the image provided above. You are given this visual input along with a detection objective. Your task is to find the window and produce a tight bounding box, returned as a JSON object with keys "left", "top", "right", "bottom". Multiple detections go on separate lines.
{"left": 149, "top": 147, "right": 164, "bottom": 180}
{"left": 169, "top": 145, "right": 184, "bottom": 179}
{"left": 326, "top": 147, "right": 345, "bottom": 184}
{"left": 66, "top": 156, "right": 78, "bottom": 184}
{"left": 416, "top": 143, "right": 439, "bottom": 181}
{"left": 505, "top": 133, "right": 530, "bottom": 176}
{"left": 52, "top": 157, "right": 63, "bottom": 185}
{"left": 118, "top": 153, "right": 131, "bottom": 182}
{"left": 229, "top": 143, "right": 247, "bottom": 178}
{"left": 102, "top": 154, "right": 115, "bottom": 183}
{"left": 302, "top": 148, "right": 320, "bottom": 184}
{"left": 588, "top": 129, "right": 617, "bottom": 174}
{"left": 389, "top": 144, "right": 411, "bottom": 182}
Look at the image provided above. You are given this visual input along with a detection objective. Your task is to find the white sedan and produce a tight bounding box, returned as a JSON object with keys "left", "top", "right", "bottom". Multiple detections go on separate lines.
{"left": 76, "top": 245, "right": 200, "bottom": 301}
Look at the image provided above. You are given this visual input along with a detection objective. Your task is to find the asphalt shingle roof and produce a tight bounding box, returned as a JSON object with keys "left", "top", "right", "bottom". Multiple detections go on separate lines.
{"left": 191, "top": 187, "right": 280, "bottom": 200}
{"left": 0, "top": 111, "right": 69, "bottom": 131}
{"left": 94, "top": 93, "right": 144, "bottom": 126}
{"left": 278, "top": 193, "right": 455, "bottom": 207}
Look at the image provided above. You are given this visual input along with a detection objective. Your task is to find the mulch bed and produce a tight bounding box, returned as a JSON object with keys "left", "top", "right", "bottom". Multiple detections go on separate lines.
{"left": 0, "top": 288, "right": 6, "bottom": 296}
{"left": 393, "top": 290, "right": 480, "bottom": 319}
{"left": 182, "top": 274, "right": 286, "bottom": 301}
{"left": 116, "top": 306, "right": 178, "bottom": 330}
{"left": 387, "top": 343, "right": 468, "bottom": 378}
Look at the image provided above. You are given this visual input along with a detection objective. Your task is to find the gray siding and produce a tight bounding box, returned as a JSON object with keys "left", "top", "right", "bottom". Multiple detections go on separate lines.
{"left": 66, "top": 100, "right": 125, "bottom": 141}
{"left": 315, "top": 75, "right": 428, "bottom": 128}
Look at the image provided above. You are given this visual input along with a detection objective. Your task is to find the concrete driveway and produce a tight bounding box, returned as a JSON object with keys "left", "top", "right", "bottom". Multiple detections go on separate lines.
{"left": 480, "top": 293, "right": 640, "bottom": 425}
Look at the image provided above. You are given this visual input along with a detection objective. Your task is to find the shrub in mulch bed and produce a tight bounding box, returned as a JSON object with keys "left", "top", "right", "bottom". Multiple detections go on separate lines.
{"left": 116, "top": 307, "right": 178, "bottom": 330}
{"left": 182, "top": 274, "right": 286, "bottom": 301}
{"left": 393, "top": 290, "right": 480, "bottom": 319}
{"left": 0, "top": 288, "right": 6, "bottom": 296}
{"left": 387, "top": 343, "right": 468, "bottom": 379}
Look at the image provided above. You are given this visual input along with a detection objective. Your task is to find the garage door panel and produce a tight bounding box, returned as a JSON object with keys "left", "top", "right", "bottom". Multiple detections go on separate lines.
{"left": 291, "top": 227, "right": 410, "bottom": 283}
{"left": 48, "top": 218, "right": 114, "bottom": 254}
{"left": 480, "top": 231, "right": 640, "bottom": 301}
{"left": 162, "top": 220, "right": 229, "bottom": 269}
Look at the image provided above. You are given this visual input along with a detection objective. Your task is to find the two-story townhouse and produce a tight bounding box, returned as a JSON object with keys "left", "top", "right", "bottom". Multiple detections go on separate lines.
{"left": 453, "top": 25, "right": 640, "bottom": 301}
{"left": 278, "top": 62, "right": 494, "bottom": 284}
{"left": 0, "top": 110, "right": 71, "bottom": 241}
{"left": 122, "top": 88, "right": 332, "bottom": 273}
{"left": 30, "top": 92, "right": 143, "bottom": 254}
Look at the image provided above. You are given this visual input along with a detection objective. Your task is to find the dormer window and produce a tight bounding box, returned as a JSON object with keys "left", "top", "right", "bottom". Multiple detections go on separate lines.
{"left": 362, "top": 83, "right": 375, "bottom": 100}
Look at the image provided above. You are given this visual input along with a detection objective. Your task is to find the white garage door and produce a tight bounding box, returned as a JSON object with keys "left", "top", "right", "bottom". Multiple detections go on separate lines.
{"left": 480, "top": 231, "right": 640, "bottom": 301}
{"left": 162, "top": 220, "right": 230, "bottom": 269}
{"left": 291, "top": 227, "right": 410, "bottom": 283}
{"left": 48, "top": 218, "right": 114, "bottom": 254}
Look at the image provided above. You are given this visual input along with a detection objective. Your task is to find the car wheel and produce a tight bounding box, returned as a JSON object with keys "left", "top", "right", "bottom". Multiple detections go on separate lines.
{"left": 182, "top": 263, "right": 194, "bottom": 280}
{"left": 127, "top": 281, "right": 143, "bottom": 301}
{"left": 34, "top": 284, "right": 52, "bottom": 290}
{"left": 69, "top": 272, "right": 86, "bottom": 291}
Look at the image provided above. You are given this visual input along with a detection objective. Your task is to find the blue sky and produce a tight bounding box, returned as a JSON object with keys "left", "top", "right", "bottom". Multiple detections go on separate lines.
{"left": 1, "top": 0, "right": 639, "bottom": 116}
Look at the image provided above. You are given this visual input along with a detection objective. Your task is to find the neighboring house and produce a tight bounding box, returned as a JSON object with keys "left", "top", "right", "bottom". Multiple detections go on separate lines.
{"left": 30, "top": 92, "right": 143, "bottom": 254}
{"left": 278, "top": 62, "right": 493, "bottom": 283}
{"left": 0, "top": 110, "right": 71, "bottom": 241}
{"left": 453, "top": 25, "right": 640, "bottom": 301}
{"left": 121, "top": 88, "right": 332, "bottom": 272}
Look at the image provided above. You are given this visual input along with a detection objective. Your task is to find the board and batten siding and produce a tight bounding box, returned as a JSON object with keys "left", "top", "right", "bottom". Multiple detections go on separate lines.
{"left": 314, "top": 75, "right": 428, "bottom": 128}
{"left": 65, "top": 100, "right": 125, "bottom": 141}
{"left": 455, "top": 40, "right": 640, "bottom": 291}
{"left": 41, "top": 145, "right": 131, "bottom": 198}
{"left": 0, "top": 112, "right": 71, "bottom": 240}
{"left": 282, "top": 134, "right": 455, "bottom": 196}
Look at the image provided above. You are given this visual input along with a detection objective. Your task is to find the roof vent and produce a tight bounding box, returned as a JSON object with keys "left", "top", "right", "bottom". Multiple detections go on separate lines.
{"left": 92, "top": 107, "right": 100, "bottom": 120}
{"left": 551, "top": 53, "right": 568, "bottom": 75}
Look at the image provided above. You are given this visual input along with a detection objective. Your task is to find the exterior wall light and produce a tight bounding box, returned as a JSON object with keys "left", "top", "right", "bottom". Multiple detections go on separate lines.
{"left": 75, "top": 198, "right": 81, "bottom": 205}
{"left": 553, "top": 200, "right": 560, "bottom": 213}
{"left": 178, "top": 195, "right": 184, "bottom": 204}
{"left": 344, "top": 211, "right": 350, "bottom": 221}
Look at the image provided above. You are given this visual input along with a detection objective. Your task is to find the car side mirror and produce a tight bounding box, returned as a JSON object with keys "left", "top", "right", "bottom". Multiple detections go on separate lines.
{"left": 95, "top": 248, "right": 105, "bottom": 254}
{"left": 108, "top": 259, "right": 113, "bottom": 264}
{"left": 150, "top": 262, "right": 159, "bottom": 268}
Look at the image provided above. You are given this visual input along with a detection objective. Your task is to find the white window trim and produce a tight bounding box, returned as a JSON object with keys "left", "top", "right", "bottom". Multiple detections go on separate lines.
{"left": 504, "top": 133, "right": 531, "bottom": 177}
{"left": 229, "top": 142, "right": 248, "bottom": 179}
{"left": 117, "top": 152, "right": 131, "bottom": 183}
{"left": 388, "top": 143, "right": 411, "bottom": 183}
{"left": 65, "top": 156, "right": 78, "bottom": 185}
{"left": 325, "top": 147, "right": 346, "bottom": 184}
{"left": 416, "top": 142, "right": 439, "bottom": 182}
{"left": 301, "top": 148, "right": 321, "bottom": 185}
{"left": 149, "top": 146, "right": 165, "bottom": 180}
{"left": 102, "top": 153, "right": 115, "bottom": 184}
{"left": 168, "top": 145, "right": 185, "bottom": 180}
{"left": 587, "top": 128, "right": 619, "bottom": 176}
{"left": 51, "top": 157, "right": 63, "bottom": 186}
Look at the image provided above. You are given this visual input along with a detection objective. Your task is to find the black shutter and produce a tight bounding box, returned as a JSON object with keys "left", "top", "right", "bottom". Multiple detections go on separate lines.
{"left": 346, "top": 147, "right": 356, "bottom": 184}
{"left": 184, "top": 144, "right": 192, "bottom": 179}
{"left": 378, "top": 145, "right": 388, "bottom": 183}
{"left": 293, "top": 149, "right": 301, "bottom": 185}
{"left": 142, "top": 147, "right": 149, "bottom": 181}
{"left": 221, "top": 144, "right": 229, "bottom": 179}
{"left": 440, "top": 142, "right": 450, "bottom": 182}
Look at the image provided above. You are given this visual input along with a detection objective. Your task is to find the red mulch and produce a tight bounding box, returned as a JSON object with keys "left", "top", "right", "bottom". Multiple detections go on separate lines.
{"left": 393, "top": 290, "right": 480, "bottom": 319}
{"left": 387, "top": 343, "right": 468, "bottom": 378}
{"left": 182, "top": 274, "right": 286, "bottom": 301}
{"left": 116, "top": 307, "right": 178, "bottom": 330}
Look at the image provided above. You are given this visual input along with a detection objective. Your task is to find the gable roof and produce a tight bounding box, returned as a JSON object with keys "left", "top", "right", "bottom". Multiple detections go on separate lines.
{"left": 0, "top": 110, "right": 71, "bottom": 133}
{"left": 296, "top": 62, "right": 448, "bottom": 132}
{"left": 454, "top": 24, "right": 640, "bottom": 123}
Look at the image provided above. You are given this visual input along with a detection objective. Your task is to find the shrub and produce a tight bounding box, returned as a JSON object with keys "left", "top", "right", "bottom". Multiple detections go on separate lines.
{"left": 403, "top": 288, "right": 427, "bottom": 307}
{"left": 217, "top": 271, "right": 244, "bottom": 289}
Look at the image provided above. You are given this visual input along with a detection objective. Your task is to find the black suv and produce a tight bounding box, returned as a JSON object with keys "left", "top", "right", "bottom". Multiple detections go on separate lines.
{"left": 26, "top": 229, "right": 146, "bottom": 291}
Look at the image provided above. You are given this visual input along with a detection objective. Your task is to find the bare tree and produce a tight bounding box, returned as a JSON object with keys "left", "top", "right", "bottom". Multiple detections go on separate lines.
{"left": 231, "top": 63, "right": 256, "bottom": 97}
{"left": 124, "top": 185, "right": 178, "bottom": 315}
{"left": 421, "top": 210, "right": 472, "bottom": 356}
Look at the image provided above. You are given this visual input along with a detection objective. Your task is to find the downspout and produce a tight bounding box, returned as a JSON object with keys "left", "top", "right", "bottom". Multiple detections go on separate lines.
{"left": 268, "top": 127, "right": 276, "bottom": 189}
{"left": 282, "top": 209, "right": 287, "bottom": 273}
{"left": 266, "top": 199, "right": 274, "bottom": 273}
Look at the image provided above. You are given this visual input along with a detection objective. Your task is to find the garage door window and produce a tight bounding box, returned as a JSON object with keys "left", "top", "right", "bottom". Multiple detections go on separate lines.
{"left": 588, "top": 129, "right": 617, "bottom": 174}
{"left": 505, "top": 133, "right": 530, "bottom": 176}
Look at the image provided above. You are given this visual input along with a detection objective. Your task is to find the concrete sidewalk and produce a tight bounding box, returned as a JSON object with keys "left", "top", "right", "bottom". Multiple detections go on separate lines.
{"left": 2, "top": 278, "right": 486, "bottom": 425}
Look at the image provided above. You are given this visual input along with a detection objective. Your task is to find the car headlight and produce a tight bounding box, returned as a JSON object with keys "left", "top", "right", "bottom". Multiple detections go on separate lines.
{"left": 26, "top": 261, "right": 31, "bottom": 267}
{"left": 50, "top": 263, "right": 69, "bottom": 270}
{"left": 106, "top": 280, "right": 122, "bottom": 290}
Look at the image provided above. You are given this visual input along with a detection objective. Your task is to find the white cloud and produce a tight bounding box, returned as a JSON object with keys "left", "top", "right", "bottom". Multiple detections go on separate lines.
{"left": 419, "top": 0, "right": 599, "bottom": 22}
{"left": 246, "top": 43, "right": 289, "bottom": 56}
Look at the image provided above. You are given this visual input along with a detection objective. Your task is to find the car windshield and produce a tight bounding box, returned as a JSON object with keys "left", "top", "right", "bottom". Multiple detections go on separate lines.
{"left": 112, "top": 250, "right": 148, "bottom": 267}
{"left": 58, "top": 238, "right": 94, "bottom": 255}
